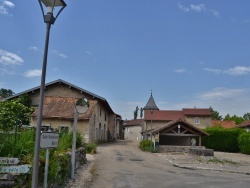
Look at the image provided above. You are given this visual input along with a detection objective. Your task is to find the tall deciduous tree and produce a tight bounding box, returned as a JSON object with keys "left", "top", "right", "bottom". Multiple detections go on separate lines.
{"left": 0, "top": 88, "right": 15, "bottom": 98}
{"left": 209, "top": 107, "right": 222, "bottom": 120}
{"left": 134, "top": 106, "right": 139, "bottom": 119}
{"left": 140, "top": 107, "right": 143, "bottom": 119}
{"left": 243, "top": 112, "right": 250, "bottom": 121}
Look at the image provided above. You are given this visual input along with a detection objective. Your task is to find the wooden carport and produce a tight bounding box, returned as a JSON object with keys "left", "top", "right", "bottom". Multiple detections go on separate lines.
{"left": 146, "top": 119, "right": 208, "bottom": 147}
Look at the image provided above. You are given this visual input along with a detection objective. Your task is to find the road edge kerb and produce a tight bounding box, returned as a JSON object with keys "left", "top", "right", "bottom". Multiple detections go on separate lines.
{"left": 156, "top": 153, "right": 250, "bottom": 176}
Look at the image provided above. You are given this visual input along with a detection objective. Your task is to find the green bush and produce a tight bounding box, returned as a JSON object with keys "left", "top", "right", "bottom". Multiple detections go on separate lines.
{"left": 85, "top": 143, "right": 97, "bottom": 154}
{"left": 238, "top": 132, "right": 250, "bottom": 154}
{"left": 140, "top": 140, "right": 153, "bottom": 152}
{"left": 202, "top": 126, "right": 245, "bottom": 152}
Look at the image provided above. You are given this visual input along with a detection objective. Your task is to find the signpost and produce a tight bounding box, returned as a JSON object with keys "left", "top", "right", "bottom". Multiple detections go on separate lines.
{"left": 0, "top": 158, "right": 20, "bottom": 165}
{"left": 40, "top": 132, "right": 59, "bottom": 149}
{"left": 40, "top": 131, "right": 59, "bottom": 188}
{"left": 0, "top": 165, "right": 31, "bottom": 174}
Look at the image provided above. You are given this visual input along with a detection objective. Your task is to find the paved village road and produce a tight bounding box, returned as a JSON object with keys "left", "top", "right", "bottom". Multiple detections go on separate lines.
{"left": 87, "top": 140, "right": 250, "bottom": 188}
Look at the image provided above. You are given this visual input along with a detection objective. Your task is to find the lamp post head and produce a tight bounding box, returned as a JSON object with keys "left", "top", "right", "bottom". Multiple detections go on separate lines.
{"left": 38, "top": 0, "right": 67, "bottom": 24}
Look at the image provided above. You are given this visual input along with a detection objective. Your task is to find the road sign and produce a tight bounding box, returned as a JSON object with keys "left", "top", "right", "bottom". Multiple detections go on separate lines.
{"left": 0, "top": 165, "right": 31, "bottom": 174}
{"left": 0, "top": 158, "right": 20, "bottom": 165}
{"left": 40, "top": 132, "right": 59, "bottom": 149}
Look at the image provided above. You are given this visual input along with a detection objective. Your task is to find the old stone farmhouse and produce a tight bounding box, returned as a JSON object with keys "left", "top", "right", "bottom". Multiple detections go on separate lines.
{"left": 5, "top": 79, "right": 122, "bottom": 143}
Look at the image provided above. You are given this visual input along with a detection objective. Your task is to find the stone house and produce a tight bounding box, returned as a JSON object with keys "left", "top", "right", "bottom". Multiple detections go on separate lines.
{"left": 144, "top": 108, "right": 212, "bottom": 135}
{"left": 124, "top": 119, "right": 144, "bottom": 140}
{"left": 5, "top": 79, "right": 122, "bottom": 143}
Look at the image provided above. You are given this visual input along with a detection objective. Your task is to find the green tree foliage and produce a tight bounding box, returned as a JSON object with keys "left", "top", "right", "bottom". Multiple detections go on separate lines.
{"left": 134, "top": 106, "right": 139, "bottom": 119}
{"left": 140, "top": 107, "right": 143, "bottom": 119}
{"left": 209, "top": 107, "right": 222, "bottom": 120}
{"left": 19, "top": 93, "right": 32, "bottom": 107}
{"left": 224, "top": 114, "right": 244, "bottom": 125}
{"left": 0, "top": 88, "right": 15, "bottom": 98}
{"left": 0, "top": 99, "right": 33, "bottom": 131}
{"left": 243, "top": 112, "right": 250, "bottom": 121}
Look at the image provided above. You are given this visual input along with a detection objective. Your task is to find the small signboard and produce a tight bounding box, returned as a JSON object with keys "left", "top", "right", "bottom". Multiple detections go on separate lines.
{"left": 0, "top": 158, "right": 20, "bottom": 165}
{"left": 0, "top": 165, "right": 31, "bottom": 174}
{"left": 40, "top": 132, "right": 59, "bottom": 149}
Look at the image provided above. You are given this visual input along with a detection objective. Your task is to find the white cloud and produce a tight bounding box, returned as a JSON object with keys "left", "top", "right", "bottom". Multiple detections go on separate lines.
{"left": 3, "top": 1, "right": 14, "bottom": 8}
{"left": 177, "top": 2, "right": 190, "bottom": 12}
{"left": 51, "top": 50, "right": 67, "bottom": 59}
{"left": 204, "top": 66, "right": 250, "bottom": 76}
{"left": 29, "top": 46, "right": 38, "bottom": 52}
{"left": 178, "top": 3, "right": 220, "bottom": 17}
{"left": 190, "top": 4, "right": 206, "bottom": 13}
{"left": 24, "top": 69, "right": 42, "bottom": 77}
{"left": 0, "top": 0, "right": 14, "bottom": 15}
{"left": 0, "top": 49, "right": 23, "bottom": 65}
{"left": 224, "top": 66, "right": 250, "bottom": 76}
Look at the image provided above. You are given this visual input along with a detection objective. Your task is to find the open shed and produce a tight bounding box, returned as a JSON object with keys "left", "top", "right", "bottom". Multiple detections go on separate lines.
{"left": 145, "top": 119, "right": 208, "bottom": 148}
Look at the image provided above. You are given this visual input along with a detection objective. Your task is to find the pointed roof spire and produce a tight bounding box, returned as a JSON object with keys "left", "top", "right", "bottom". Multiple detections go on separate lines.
{"left": 143, "top": 91, "right": 159, "bottom": 111}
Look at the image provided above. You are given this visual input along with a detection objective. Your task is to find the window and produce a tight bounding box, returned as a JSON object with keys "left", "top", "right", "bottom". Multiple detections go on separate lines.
{"left": 194, "top": 117, "right": 200, "bottom": 124}
{"left": 59, "top": 126, "right": 69, "bottom": 133}
{"left": 41, "top": 125, "right": 50, "bottom": 131}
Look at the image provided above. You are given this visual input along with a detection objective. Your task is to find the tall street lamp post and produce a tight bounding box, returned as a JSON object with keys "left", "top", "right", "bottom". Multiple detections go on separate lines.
{"left": 32, "top": 1, "right": 66, "bottom": 187}
{"left": 143, "top": 92, "right": 159, "bottom": 152}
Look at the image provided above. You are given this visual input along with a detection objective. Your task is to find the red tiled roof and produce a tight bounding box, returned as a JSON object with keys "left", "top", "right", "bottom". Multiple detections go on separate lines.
{"left": 237, "top": 120, "right": 250, "bottom": 128}
{"left": 124, "top": 119, "right": 144, "bottom": 127}
{"left": 182, "top": 108, "right": 212, "bottom": 116}
{"left": 212, "top": 120, "right": 236, "bottom": 128}
{"left": 32, "top": 96, "right": 97, "bottom": 120}
{"left": 144, "top": 110, "right": 184, "bottom": 121}
{"left": 144, "top": 119, "right": 208, "bottom": 136}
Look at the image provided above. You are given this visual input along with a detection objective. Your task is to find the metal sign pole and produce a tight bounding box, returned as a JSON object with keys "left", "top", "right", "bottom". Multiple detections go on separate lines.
{"left": 71, "top": 110, "right": 78, "bottom": 179}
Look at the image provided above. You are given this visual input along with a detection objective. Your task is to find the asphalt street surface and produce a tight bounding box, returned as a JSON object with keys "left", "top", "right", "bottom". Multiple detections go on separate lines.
{"left": 86, "top": 140, "right": 250, "bottom": 188}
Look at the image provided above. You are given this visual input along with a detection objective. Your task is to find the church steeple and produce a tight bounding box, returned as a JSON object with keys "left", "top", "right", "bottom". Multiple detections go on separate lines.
{"left": 143, "top": 91, "right": 159, "bottom": 111}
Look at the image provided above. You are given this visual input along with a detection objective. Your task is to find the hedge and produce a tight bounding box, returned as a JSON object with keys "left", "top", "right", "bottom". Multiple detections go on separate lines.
{"left": 238, "top": 132, "right": 250, "bottom": 154}
{"left": 202, "top": 126, "right": 245, "bottom": 152}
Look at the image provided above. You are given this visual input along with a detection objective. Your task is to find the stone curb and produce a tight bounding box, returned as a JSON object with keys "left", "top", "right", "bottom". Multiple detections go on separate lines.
{"left": 173, "top": 163, "right": 250, "bottom": 175}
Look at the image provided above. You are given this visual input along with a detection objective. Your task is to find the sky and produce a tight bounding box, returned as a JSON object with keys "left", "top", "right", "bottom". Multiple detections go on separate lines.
{"left": 1, "top": 0, "right": 250, "bottom": 120}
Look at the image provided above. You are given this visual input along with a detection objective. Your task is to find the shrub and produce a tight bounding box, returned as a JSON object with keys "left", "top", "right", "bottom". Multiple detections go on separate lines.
{"left": 238, "top": 132, "right": 250, "bottom": 154}
{"left": 140, "top": 140, "right": 153, "bottom": 152}
{"left": 85, "top": 143, "right": 97, "bottom": 154}
{"left": 202, "top": 126, "right": 245, "bottom": 152}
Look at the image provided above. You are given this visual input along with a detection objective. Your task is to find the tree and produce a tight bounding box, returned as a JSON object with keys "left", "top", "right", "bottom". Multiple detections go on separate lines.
{"left": 140, "top": 107, "right": 143, "bottom": 119}
{"left": 0, "top": 99, "right": 33, "bottom": 131}
{"left": 0, "top": 88, "right": 15, "bottom": 98}
{"left": 243, "top": 112, "right": 250, "bottom": 121}
{"left": 134, "top": 106, "right": 139, "bottom": 119}
{"left": 209, "top": 107, "right": 222, "bottom": 120}
{"left": 224, "top": 114, "right": 244, "bottom": 125}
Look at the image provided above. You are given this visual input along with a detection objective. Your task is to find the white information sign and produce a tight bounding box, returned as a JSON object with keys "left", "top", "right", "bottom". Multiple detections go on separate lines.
{"left": 40, "top": 132, "right": 59, "bottom": 149}
{"left": 0, "top": 165, "right": 31, "bottom": 174}
{"left": 0, "top": 157, "right": 20, "bottom": 165}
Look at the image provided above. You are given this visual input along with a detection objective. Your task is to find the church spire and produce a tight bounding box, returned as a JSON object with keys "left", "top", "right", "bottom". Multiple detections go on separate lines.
{"left": 143, "top": 91, "right": 159, "bottom": 111}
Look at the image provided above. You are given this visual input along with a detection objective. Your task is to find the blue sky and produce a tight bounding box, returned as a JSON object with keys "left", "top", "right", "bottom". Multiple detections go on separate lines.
{"left": 1, "top": 0, "right": 250, "bottom": 120}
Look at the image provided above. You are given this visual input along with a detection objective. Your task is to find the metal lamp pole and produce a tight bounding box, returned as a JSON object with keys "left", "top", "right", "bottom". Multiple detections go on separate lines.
{"left": 32, "top": 1, "right": 66, "bottom": 188}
